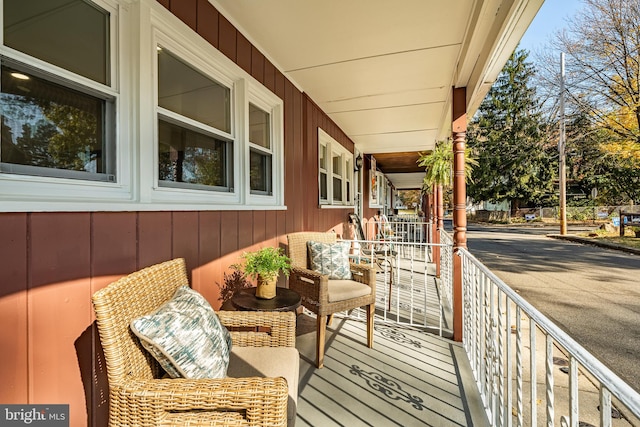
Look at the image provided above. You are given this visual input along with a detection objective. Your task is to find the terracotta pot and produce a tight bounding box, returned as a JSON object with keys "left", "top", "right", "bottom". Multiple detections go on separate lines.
{"left": 256, "top": 274, "right": 277, "bottom": 299}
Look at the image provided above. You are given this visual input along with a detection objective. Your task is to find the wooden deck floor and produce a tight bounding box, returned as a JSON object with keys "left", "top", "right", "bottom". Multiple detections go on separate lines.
{"left": 294, "top": 312, "right": 489, "bottom": 427}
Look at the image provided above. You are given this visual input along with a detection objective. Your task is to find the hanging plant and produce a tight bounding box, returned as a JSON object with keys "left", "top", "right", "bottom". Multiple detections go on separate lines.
{"left": 417, "top": 140, "right": 477, "bottom": 191}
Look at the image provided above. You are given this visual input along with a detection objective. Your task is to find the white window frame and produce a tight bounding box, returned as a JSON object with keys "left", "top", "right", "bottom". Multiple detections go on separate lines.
{"left": 0, "top": 0, "right": 285, "bottom": 211}
{"left": 318, "top": 128, "right": 354, "bottom": 207}
{"left": 147, "top": 26, "right": 241, "bottom": 206}
{"left": 245, "top": 89, "right": 284, "bottom": 206}
{"left": 0, "top": 0, "right": 133, "bottom": 211}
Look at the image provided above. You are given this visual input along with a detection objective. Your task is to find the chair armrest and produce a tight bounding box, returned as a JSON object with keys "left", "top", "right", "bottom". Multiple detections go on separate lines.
{"left": 218, "top": 310, "right": 296, "bottom": 347}
{"left": 349, "top": 262, "right": 377, "bottom": 287}
{"left": 115, "top": 376, "right": 288, "bottom": 426}
{"left": 289, "top": 266, "right": 329, "bottom": 306}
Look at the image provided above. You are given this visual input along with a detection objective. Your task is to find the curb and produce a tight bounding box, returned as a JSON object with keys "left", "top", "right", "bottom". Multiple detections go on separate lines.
{"left": 547, "top": 234, "right": 640, "bottom": 256}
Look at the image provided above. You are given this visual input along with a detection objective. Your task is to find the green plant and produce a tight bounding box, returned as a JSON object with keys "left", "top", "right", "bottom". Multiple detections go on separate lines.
{"left": 236, "top": 247, "right": 291, "bottom": 281}
{"left": 417, "top": 139, "right": 477, "bottom": 191}
{"left": 216, "top": 269, "right": 252, "bottom": 303}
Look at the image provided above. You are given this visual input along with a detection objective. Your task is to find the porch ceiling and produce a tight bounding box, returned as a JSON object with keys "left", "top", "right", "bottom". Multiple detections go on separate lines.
{"left": 212, "top": 0, "right": 543, "bottom": 188}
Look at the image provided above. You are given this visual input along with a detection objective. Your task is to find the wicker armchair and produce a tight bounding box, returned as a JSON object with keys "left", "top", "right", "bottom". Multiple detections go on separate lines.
{"left": 286, "top": 232, "right": 376, "bottom": 368}
{"left": 92, "top": 258, "right": 298, "bottom": 427}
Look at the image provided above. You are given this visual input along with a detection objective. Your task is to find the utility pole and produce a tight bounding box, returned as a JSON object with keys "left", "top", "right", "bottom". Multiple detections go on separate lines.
{"left": 559, "top": 52, "right": 567, "bottom": 235}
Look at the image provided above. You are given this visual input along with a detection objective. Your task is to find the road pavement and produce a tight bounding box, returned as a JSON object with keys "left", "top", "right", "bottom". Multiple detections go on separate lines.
{"left": 466, "top": 223, "right": 640, "bottom": 394}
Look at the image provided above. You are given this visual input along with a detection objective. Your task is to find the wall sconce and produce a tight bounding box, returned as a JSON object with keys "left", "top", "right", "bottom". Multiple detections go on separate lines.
{"left": 354, "top": 154, "right": 363, "bottom": 171}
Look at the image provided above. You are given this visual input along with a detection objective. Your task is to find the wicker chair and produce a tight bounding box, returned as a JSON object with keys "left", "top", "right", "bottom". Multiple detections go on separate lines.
{"left": 286, "top": 232, "right": 376, "bottom": 368}
{"left": 92, "top": 258, "right": 298, "bottom": 427}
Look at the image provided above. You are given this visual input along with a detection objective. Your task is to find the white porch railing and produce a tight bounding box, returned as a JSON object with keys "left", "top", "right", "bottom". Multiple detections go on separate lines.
{"left": 341, "top": 220, "right": 454, "bottom": 335}
{"left": 458, "top": 247, "right": 640, "bottom": 427}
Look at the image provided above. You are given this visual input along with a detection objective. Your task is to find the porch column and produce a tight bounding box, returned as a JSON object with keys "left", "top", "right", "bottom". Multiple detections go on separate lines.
{"left": 452, "top": 87, "right": 467, "bottom": 342}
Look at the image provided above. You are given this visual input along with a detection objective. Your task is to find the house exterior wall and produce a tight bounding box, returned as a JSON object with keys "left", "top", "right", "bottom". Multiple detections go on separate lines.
{"left": 0, "top": 1, "right": 353, "bottom": 425}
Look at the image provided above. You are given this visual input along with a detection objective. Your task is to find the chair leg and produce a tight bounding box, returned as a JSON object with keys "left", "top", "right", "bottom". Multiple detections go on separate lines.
{"left": 327, "top": 314, "right": 333, "bottom": 326}
{"left": 366, "top": 304, "right": 374, "bottom": 348}
{"left": 316, "top": 315, "right": 326, "bottom": 368}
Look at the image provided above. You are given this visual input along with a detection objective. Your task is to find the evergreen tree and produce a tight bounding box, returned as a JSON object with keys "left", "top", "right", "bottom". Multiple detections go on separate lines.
{"left": 467, "top": 49, "right": 556, "bottom": 212}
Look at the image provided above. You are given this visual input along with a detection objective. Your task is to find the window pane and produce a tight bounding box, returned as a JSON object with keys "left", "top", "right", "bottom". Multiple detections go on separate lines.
{"left": 158, "top": 49, "right": 230, "bottom": 133}
{"left": 320, "top": 172, "right": 327, "bottom": 200}
{"left": 1, "top": 63, "right": 113, "bottom": 179}
{"left": 333, "top": 176, "right": 342, "bottom": 201}
{"left": 332, "top": 153, "right": 341, "bottom": 175}
{"left": 250, "top": 149, "right": 271, "bottom": 194}
{"left": 249, "top": 103, "right": 270, "bottom": 149}
{"left": 158, "top": 119, "right": 231, "bottom": 190}
{"left": 4, "top": 0, "right": 110, "bottom": 85}
{"left": 319, "top": 145, "right": 326, "bottom": 169}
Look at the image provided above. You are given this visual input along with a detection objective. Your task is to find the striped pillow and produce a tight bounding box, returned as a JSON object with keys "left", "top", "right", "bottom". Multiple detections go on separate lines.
{"left": 131, "top": 286, "right": 232, "bottom": 379}
{"left": 307, "top": 240, "right": 353, "bottom": 280}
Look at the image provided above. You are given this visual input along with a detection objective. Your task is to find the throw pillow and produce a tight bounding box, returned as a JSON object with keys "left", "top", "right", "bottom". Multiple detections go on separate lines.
{"left": 130, "top": 286, "right": 232, "bottom": 379}
{"left": 307, "top": 240, "right": 353, "bottom": 280}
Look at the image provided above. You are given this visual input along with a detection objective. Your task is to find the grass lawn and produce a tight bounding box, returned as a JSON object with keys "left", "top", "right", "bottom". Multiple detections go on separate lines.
{"left": 577, "top": 228, "right": 640, "bottom": 250}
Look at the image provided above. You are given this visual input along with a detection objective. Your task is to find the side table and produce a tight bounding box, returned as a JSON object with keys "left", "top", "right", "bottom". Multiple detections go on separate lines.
{"left": 231, "top": 287, "right": 301, "bottom": 312}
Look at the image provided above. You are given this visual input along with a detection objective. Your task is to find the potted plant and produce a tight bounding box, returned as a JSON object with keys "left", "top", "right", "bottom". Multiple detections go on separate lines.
{"left": 236, "top": 247, "right": 291, "bottom": 299}
{"left": 631, "top": 226, "right": 640, "bottom": 238}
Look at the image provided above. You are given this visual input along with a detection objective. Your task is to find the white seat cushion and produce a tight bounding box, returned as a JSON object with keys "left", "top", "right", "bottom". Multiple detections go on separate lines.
{"left": 227, "top": 346, "right": 299, "bottom": 426}
{"left": 327, "top": 280, "right": 372, "bottom": 303}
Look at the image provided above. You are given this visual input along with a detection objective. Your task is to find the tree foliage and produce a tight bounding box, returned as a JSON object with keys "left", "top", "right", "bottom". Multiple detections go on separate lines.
{"left": 535, "top": 0, "right": 640, "bottom": 203}
{"left": 467, "top": 49, "right": 556, "bottom": 210}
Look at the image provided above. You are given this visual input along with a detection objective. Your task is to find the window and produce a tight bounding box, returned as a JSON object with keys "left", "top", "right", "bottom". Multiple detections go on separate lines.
{"left": 318, "top": 129, "right": 353, "bottom": 206}
{"left": 319, "top": 143, "right": 328, "bottom": 201}
{"left": 0, "top": 0, "right": 285, "bottom": 211}
{"left": 0, "top": 0, "right": 119, "bottom": 185}
{"left": 150, "top": 10, "right": 284, "bottom": 208}
{"left": 156, "top": 47, "right": 233, "bottom": 191}
{"left": 249, "top": 103, "right": 272, "bottom": 195}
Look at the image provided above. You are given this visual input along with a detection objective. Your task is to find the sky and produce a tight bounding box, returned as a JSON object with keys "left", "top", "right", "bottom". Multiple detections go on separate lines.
{"left": 518, "top": 0, "right": 585, "bottom": 53}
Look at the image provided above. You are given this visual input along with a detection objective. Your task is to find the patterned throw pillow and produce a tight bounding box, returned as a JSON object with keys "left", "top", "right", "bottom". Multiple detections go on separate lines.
{"left": 307, "top": 240, "right": 353, "bottom": 280}
{"left": 131, "top": 286, "right": 232, "bottom": 379}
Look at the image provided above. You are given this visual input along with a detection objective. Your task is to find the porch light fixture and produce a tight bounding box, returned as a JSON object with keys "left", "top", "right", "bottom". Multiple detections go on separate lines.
{"left": 354, "top": 153, "right": 363, "bottom": 171}
{"left": 10, "top": 72, "right": 30, "bottom": 80}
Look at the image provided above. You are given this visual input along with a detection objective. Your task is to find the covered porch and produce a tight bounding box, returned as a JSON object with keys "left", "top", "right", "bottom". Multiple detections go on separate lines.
{"left": 5, "top": 1, "right": 640, "bottom": 426}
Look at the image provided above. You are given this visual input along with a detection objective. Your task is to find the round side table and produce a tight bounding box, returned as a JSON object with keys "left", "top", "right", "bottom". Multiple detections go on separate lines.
{"left": 231, "top": 287, "right": 301, "bottom": 312}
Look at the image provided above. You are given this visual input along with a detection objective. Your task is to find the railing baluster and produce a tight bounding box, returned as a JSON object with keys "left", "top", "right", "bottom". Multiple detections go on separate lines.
{"left": 497, "top": 289, "right": 507, "bottom": 427}
{"left": 569, "top": 356, "right": 578, "bottom": 427}
{"left": 530, "top": 319, "right": 537, "bottom": 427}
{"left": 505, "top": 298, "right": 512, "bottom": 427}
{"left": 546, "top": 334, "right": 555, "bottom": 427}
{"left": 600, "top": 386, "right": 612, "bottom": 427}
{"left": 516, "top": 305, "right": 523, "bottom": 427}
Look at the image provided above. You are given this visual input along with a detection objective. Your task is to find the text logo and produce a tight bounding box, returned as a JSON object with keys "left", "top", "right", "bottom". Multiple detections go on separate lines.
{"left": 1, "top": 405, "right": 69, "bottom": 426}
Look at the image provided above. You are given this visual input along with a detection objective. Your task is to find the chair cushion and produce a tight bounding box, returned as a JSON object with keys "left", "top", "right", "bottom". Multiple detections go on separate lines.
{"left": 327, "top": 279, "right": 372, "bottom": 303}
{"left": 130, "top": 286, "right": 232, "bottom": 379}
{"left": 307, "top": 240, "right": 352, "bottom": 280}
{"left": 227, "top": 346, "right": 299, "bottom": 426}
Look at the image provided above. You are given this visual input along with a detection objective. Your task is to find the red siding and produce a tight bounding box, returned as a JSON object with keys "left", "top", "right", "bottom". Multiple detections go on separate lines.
{"left": 0, "top": 213, "right": 28, "bottom": 404}
{"left": 0, "top": 2, "right": 358, "bottom": 425}
{"left": 196, "top": 0, "right": 219, "bottom": 47}
{"left": 236, "top": 32, "right": 252, "bottom": 74}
